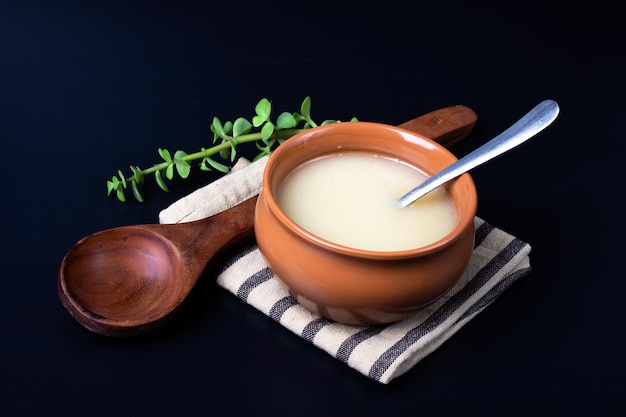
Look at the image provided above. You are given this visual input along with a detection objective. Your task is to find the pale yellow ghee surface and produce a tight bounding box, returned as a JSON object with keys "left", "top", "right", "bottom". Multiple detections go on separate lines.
{"left": 276, "top": 153, "right": 457, "bottom": 252}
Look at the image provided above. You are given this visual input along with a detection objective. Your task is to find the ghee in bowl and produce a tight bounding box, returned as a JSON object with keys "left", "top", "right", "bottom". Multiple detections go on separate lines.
{"left": 276, "top": 153, "right": 457, "bottom": 252}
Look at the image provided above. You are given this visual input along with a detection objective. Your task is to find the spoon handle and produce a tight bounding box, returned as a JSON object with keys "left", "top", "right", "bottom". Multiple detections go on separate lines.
{"left": 398, "top": 105, "right": 477, "bottom": 148}
{"left": 397, "top": 99, "right": 560, "bottom": 207}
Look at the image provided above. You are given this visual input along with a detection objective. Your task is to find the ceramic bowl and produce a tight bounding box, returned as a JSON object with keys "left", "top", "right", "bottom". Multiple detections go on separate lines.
{"left": 254, "top": 122, "right": 477, "bottom": 325}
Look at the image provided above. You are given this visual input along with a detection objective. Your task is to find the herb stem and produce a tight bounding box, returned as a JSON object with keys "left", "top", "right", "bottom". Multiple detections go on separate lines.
{"left": 132, "top": 129, "right": 305, "bottom": 179}
{"left": 107, "top": 97, "right": 354, "bottom": 203}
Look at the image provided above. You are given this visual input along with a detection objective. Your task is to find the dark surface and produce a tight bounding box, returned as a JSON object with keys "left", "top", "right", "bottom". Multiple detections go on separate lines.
{"left": 2, "top": 1, "right": 625, "bottom": 415}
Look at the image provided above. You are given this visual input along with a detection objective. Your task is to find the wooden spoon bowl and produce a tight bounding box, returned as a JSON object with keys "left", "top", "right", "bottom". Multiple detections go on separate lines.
{"left": 59, "top": 197, "right": 257, "bottom": 337}
{"left": 63, "top": 227, "right": 182, "bottom": 322}
{"left": 58, "top": 105, "right": 477, "bottom": 337}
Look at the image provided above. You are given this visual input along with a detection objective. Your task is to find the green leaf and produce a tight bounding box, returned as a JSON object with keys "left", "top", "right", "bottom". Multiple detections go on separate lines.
{"left": 220, "top": 137, "right": 238, "bottom": 162}
{"left": 252, "top": 115, "right": 265, "bottom": 127}
{"left": 252, "top": 152, "right": 267, "bottom": 161}
{"left": 293, "top": 112, "right": 305, "bottom": 124}
{"left": 276, "top": 112, "right": 297, "bottom": 130}
{"left": 106, "top": 180, "right": 115, "bottom": 195}
{"left": 117, "top": 170, "right": 126, "bottom": 187}
{"left": 130, "top": 165, "right": 144, "bottom": 183}
{"left": 131, "top": 181, "right": 144, "bottom": 202}
{"left": 300, "top": 96, "right": 312, "bottom": 119}
{"left": 158, "top": 148, "right": 172, "bottom": 163}
{"left": 233, "top": 117, "right": 252, "bottom": 137}
{"left": 205, "top": 157, "right": 230, "bottom": 173}
{"left": 165, "top": 164, "right": 174, "bottom": 180}
{"left": 155, "top": 170, "right": 169, "bottom": 192}
{"left": 255, "top": 138, "right": 275, "bottom": 156}
{"left": 223, "top": 120, "right": 233, "bottom": 135}
{"left": 173, "top": 150, "right": 190, "bottom": 178}
{"left": 255, "top": 98, "right": 271, "bottom": 119}
{"left": 116, "top": 187, "right": 126, "bottom": 202}
{"left": 175, "top": 159, "right": 191, "bottom": 178}
{"left": 261, "top": 122, "right": 275, "bottom": 140}
{"left": 211, "top": 117, "right": 226, "bottom": 136}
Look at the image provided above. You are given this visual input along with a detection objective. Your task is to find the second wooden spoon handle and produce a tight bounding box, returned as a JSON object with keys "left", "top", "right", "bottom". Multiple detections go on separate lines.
{"left": 399, "top": 105, "right": 477, "bottom": 148}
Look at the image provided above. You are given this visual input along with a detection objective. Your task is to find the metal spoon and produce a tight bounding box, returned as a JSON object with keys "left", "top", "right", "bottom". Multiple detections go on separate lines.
{"left": 397, "top": 99, "right": 560, "bottom": 208}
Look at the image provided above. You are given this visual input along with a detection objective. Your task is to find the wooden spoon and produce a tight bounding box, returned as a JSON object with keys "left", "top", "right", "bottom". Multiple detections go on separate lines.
{"left": 58, "top": 105, "right": 477, "bottom": 337}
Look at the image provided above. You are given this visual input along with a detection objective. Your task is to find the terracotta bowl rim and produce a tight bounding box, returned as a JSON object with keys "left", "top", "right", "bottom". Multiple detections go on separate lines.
{"left": 262, "top": 121, "right": 477, "bottom": 260}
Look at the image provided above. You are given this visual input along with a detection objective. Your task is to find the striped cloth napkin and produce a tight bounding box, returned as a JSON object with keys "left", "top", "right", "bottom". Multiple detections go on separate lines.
{"left": 159, "top": 156, "right": 532, "bottom": 384}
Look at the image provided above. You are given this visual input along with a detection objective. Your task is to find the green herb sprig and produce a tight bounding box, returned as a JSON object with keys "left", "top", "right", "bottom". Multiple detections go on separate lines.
{"left": 106, "top": 97, "right": 356, "bottom": 202}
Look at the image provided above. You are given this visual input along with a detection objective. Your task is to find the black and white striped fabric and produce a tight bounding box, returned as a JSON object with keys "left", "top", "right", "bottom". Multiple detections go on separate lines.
{"left": 160, "top": 157, "right": 532, "bottom": 383}
{"left": 216, "top": 217, "right": 531, "bottom": 383}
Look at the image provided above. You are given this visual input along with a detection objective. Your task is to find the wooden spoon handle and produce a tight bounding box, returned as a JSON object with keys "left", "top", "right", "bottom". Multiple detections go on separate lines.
{"left": 399, "top": 105, "right": 477, "bottom": 148}
{"left": 149, "top": 195, "right": 258, "bottom": 279}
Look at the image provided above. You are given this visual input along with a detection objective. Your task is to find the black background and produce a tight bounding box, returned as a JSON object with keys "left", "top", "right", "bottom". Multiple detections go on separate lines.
{"left": 2, "top": 1, "right": 625, "bottom": 415}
